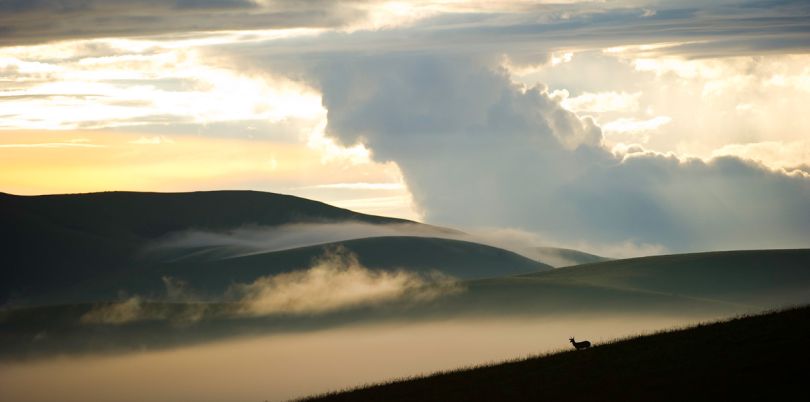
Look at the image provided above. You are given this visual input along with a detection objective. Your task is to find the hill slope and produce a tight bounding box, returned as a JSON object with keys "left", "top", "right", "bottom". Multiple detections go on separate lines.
{"left": 303, "top": 305, "right": 810, "bottom": 402}
{"left": 425, "top": 249, "right": 810, "bottom": 318}
{"left": 63, "top": 236, "right": 550, "bottom": 302}
{"left": 532, "top": 247, "right": 610, "bottom": 267}
{"left": 520, "top": 249, "right": 810, "bottom": 306}
{"left": 0, "top": 191, "right": 408, "bottom": 302}
{"left": 0, "top": 191, "right": 550, "bottom": 304}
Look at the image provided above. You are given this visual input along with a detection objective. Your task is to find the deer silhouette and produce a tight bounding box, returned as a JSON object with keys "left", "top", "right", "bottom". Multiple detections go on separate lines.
{"left": 569, "top": 337, "right": 591, "bottom": 350}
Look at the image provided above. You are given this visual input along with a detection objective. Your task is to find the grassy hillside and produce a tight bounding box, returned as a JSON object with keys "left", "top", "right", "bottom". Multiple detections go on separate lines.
{"left": 303, "top": 305, "right": 810, "bottom": 402}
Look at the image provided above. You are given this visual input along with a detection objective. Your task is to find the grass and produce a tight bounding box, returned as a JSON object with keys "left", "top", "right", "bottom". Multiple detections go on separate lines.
{"left": 300, "top": 305, "right": 810, "bottom": 402}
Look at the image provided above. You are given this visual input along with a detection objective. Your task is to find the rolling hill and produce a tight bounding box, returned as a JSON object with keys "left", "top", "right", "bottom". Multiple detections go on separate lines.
{"left": 0, "top": 191, "right": 548, "bottom": 305}
{"left": 59, "top": 236, "right": 551, "bottom": 302}
{"left": 302, "top": 305, "right": 810, "bottom": 402}
{"left": 403, "top": 248, "right": 810, "bottom": 320}
{"left": 520, "top": 249, "right": 810, "bottom": 307}
{"left": 532, "top": 246, "right": 610, "bottom": 267}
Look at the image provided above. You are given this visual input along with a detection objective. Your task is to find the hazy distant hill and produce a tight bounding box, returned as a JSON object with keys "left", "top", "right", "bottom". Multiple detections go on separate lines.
{"left": 531, "top": 246, "right": 610, "bottom": 267}
{"left": 0, "top": 191, "right": 547, "bottom": 304}
{"left": 440, "top": 249, "right": 810, "bottom": 317}
{"left": 522, "top": 249, "right": 810, "bottom": 307}
{"left": 303, "top": 305, "right": 810, "bottom": 402}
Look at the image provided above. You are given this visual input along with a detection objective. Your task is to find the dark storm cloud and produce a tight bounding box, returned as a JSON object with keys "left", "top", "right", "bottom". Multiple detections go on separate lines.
{"left": 226, "top": 0, "right": 810, "bottom": 64}
{"left": 303, "top": 53, "right": 810, "bottom": 252}
{"left": 0, "top": 0, "right": 365, "bottom": 45}
{"left": 1, "top": 0, "right": 809, "bottom": 58}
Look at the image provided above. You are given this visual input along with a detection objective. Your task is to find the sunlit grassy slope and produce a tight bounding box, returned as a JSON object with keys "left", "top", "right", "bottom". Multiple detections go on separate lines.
{"left": 302, "top": 305, "right": 810, "bottom": 402}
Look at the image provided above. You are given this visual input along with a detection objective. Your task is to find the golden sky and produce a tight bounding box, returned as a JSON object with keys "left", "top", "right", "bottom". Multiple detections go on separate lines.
{"left": 0, "top": 129, "right": 419, "bottom": 220}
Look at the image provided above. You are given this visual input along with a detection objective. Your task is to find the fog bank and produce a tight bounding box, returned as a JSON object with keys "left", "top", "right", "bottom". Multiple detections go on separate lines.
{"left": 0, "top": 314, "right": 719, "bottom": 402}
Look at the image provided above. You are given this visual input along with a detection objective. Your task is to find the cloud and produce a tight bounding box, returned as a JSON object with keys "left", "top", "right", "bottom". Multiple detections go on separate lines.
{"left": 129, "top": 136, "right": 175, "bottom": 145}
{"left": 301, "top": 182, "right": 406, "bottom": 191}
{"left": 228, "top": 247, "right": 462, "bottom": 316}
{"left": 600, "top": 116, "right": 672, "bottom": 145}
{"left": 601, "top": 116, "right": 672, "bottom": 134}
{"left": 712, "top": 141, "right": 810, "bottom": 173}
{"left": 560, "top": 91, "right": 641, "bottom": 114}
{"left": 304, "top": 53, "right": 810, "bottom": 253}
{"left": 0, "top": 41, "right": 325, "bottom": 131}
{"left": 0, "top": 142, "right": 106, "bottom": 148}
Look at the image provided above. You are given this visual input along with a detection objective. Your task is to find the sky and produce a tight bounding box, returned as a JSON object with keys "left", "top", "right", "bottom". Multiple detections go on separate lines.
{"left": 1, "top": 0, "right": 809, "bottom": 255}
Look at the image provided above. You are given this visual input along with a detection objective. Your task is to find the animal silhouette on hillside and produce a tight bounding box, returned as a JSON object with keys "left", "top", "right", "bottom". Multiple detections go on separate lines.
{"left": 569, "top": 337, "right": 591, "bottom": 350}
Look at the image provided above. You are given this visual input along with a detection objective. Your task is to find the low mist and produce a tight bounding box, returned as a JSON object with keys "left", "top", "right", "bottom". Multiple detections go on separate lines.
{"left": 229, "top": 247, "right": 461, "bottom": 316}
{"left": 151, "top": 221, "right": 564, "bottom": 264}
{"left": 80, "top": 247, "right": 461, "bottom": 324}
{"left": 0, "top": 313, "right": 719, "bottom": 402}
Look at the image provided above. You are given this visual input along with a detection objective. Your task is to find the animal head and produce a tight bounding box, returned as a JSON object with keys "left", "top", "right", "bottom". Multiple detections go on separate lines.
{"left": 569, "top": 337, "right": 575, "bottom": 342}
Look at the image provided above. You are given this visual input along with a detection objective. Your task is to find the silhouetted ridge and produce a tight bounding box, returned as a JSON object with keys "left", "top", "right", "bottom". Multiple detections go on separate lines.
{"left": 1, "top": 190, "right": 410, "bottom": 240}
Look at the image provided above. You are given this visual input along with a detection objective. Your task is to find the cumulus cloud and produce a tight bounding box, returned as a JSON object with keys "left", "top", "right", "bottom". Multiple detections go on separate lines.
{"left": 561, "top": 91, "right": 641, "bottom": 114}
{"left": 228, "top": 247, "right": 462, "bottom": 316}
{"left": 303, "top": 53, "right": 810, "bottom": 253}
{"left": 711, "top": 141, "right": 810, "bottom": 173}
